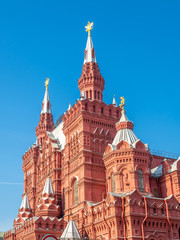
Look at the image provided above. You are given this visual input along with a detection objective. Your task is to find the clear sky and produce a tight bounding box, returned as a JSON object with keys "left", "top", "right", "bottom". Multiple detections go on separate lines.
{"left": 0, "top": 0, "right": 180, "bottom": 232}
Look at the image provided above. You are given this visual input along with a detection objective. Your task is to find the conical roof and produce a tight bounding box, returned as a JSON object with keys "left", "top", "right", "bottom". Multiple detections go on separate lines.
{"left": 61, "top": 219, "right": 81, "bottom": 240}
{"left": 112, "top": 110, "right": 139, "bottom": 146}
{"left": 112, "top": 95, "right": 117, "bottom": 106}
{"left": 41, "top": 87, "right": 52, "bottom": 114}
{"left": 112, "top": 128, "right": 139, "bottom": 146}
{"left": 118, "top": 109, "right": 129, "bottom": 123}
{"left": 20, "top": 194, "right": 31, "bottom": 210}
{"left": 84, "top": 35, "right": 97, "bottom": 64}
{"left": 42, "top": 177, "right": 54, "bottom": 195}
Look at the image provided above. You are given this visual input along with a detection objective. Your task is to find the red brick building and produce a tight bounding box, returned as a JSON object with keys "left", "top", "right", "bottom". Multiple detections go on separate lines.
{"left": 4, "top": 23, "right": 180, "bottom": 240}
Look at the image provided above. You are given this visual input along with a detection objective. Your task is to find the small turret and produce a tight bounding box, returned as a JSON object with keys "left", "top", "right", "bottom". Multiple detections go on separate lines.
{"left": 36, "top": 177, "right": 59, "bottom": 217}
{"left": 35, "top": 78, "right": 54, "bottom": 144}
{"left": 14, "top": 194, "right": 33, "bottom": 227}
{"left": 112, "top": 98, "right": 138, "bottom": 147}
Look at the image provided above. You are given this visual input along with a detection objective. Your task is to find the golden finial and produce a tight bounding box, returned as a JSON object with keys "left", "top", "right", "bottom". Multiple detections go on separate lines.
{"left": 85, "top": 21, "right": 94, "bottom": 36}
{"left": 45, "top": 78, "right": 50, "bottom": 90}
{"left": 120, "top": 96, "right": 125, "bottom": 110}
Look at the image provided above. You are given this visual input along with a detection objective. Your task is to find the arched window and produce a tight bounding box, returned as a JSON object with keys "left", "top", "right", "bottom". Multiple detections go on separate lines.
{"left": 138, "top": 170, "right": 144, "bottom": 192}
{"left": 73, "top": 179, "right": 78, "bottom": 205}
{"left": 112, "top": 173, "right": 116, "bottom": 192}
{"left": 93, "top": 105, "right": 96, "bottom": 112}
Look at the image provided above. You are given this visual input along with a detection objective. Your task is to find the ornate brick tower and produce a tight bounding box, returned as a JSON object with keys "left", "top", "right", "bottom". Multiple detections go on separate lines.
{"left": 62, "top": 22, "right": 120, "bottom": 221}
{"left": 104, "top": 107, "right": 151, "bottom": 194}
{"left": 78, "top": 22, "right": 104, "bottom": 101}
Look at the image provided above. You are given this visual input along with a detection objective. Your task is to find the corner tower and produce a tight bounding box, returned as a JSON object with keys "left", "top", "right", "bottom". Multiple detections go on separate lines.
{"left": 35, "top": 78, "right": 54, "bottom": 144}
{"left": 78, "top": 22, "right": 105, "bottom": 101}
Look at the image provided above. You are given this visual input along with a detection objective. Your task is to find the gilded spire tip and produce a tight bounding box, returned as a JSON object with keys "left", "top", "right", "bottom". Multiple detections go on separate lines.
{"left": 85, "top": 21, "right": 94, "bottom": 36}
{"left": 120, "top": 96, "right": 125, "bottom": 110}
{"left": 45, "top": 78, "right": 50, "bottom": 90}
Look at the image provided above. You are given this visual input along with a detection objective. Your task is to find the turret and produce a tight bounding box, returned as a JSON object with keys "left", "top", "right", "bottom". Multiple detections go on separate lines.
{"left": 36, "top": 177, "right": 59, "bottom": 217}
{"left": 14, "top": 194, "right": 33, "bottom": 227}
{"left": 35, "top": 78, "right": 54, "bottom": 144}
{"left": 78, "top": 22, "right": 105, "bottom": 101}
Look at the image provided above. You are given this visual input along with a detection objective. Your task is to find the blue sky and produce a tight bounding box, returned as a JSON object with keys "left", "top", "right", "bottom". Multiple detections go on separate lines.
{"left": 0, "top": 0, "right": 180, "bottom": 231}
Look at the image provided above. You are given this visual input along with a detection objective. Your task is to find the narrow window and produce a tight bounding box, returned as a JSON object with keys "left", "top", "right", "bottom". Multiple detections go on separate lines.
{"left": 90, "top": 90, "right": 92, "bottom": 99}
{"left": 109, "top": 109, "right": 112, "bottom": 116}
{"left": 74, "top": 179, "right": 78, "bottom": 205}
{"left": 153, "top": 207, "right": 157, "bottom": 214}
{"left": 101, "top": 107, "right": 104, "bottom": 114}
{"left": 94, "top": 90, "right": 96, "bottom": 99}
{"left": 38, "top": 222, "right": 41, "bottom": 229}
{"left": 138, "top": 170, "right": 144, "bottom": 192}
{"left": 161, "top": 208, "right": 164, "bottom": 215}
{"left": 98, "top": 91, "right": 100, "bottom": 100}
{"left": 46, "top": 223, "right": 49, "bottom": 230}
{"left": 112, "top": 173, "right": 116, "bottom": 192}
{"left": 85, "top": 103, "right": 88, "bottom": 111}
{"left": 154, "top": 188, "right": 158, "bottom": 197}
{"left": 86, "top": 91, "right": 88, "bottom": 99}
{"left": 93, "top": 105, "right": 96, "bottom": 112}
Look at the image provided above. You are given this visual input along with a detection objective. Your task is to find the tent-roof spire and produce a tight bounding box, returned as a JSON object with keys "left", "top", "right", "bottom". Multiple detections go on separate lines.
{"left": 35, "top": 78, "right": 54, "bottom": 144}
{"left": 84, "top": 22, "right": 97, "bottom": 64}
{"left": 112, "top": 94, "right": 117, "bottom": 106}
{"left": 42, "top": 177, "right": 54, "bottom": 195}
{"left": 20, "top": 194, "right": 31, "bottom": 210}
{"left": 41, "top": 78, "right": 52, "bottom": 114}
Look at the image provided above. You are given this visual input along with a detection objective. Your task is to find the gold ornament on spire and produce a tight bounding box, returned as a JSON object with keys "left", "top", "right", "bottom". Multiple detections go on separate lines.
{"left": 45, "top": 78, "right": 50, "bottom": 90}
{"left": 85, "top": 21, "right": 94, "bottom": 36}
{"left": 120, "top": 96, "right": 125, "bottom": 110}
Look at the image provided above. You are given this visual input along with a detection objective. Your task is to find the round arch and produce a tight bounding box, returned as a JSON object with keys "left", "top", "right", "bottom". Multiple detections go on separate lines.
{"left": 41, "top": 234, "right": 58, "bottom": 240}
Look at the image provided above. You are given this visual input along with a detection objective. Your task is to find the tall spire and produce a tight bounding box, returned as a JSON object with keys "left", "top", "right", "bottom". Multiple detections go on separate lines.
{"left": 68, "top": 102, "right": 71, "bottom": 111}
{"left": 84, "top": 22, "right": 97, "bottom": 64}
{"left": 112, "top": 94, "right": 117, "bottom": 106}
{"left": 41, "top": 78, "right": 51, "bottom": 114}
{"left": 35, "top": 78, "right": 54, "bottom": 144}
{"left": 78, "top": 22, "right": 104, "bottom": 101}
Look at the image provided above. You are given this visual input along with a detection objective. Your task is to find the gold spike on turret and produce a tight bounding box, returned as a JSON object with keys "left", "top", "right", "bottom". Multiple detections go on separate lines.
{"left": 85, "top": 21, "right": 94, "bottom": 36}
{"left": 45, "top": 78, "right": 50, "bottom": 90}
{"left": 120, "top": 96, "right": 125, "bottom": 110}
